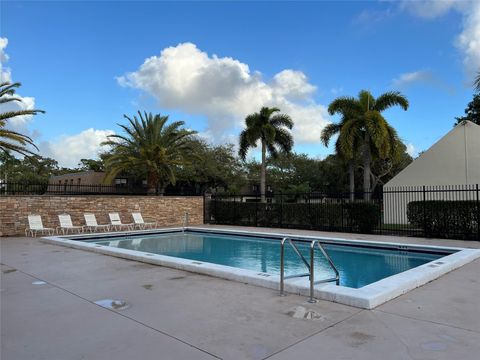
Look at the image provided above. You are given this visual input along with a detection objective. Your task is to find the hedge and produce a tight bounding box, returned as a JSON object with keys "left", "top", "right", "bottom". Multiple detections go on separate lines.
{"left": 407, "top": 200, "right": 479, "bottom": 238}
{"left": 208, "top": 200, "right": 380, "bottom": 234}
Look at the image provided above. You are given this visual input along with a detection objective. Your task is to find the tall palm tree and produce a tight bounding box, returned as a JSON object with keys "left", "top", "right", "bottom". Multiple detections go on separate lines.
{"left": 238, "top": 107, "right": 294, "bottom": 201}
{"left": 102, "top": 111, "right": 197, "bottom": 195}
{"left": 0, "top": 82, "right": 44, "bottom": 156}
{"left": 321, "top": 117, "right": 362, "bottom": 200}
{"left": 328, "top": 90, "right": 408, "bottom": 199}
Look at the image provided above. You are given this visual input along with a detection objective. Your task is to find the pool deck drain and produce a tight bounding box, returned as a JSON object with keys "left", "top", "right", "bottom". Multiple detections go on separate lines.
{"left": 2, "top": 231, "right": 480, "bottom": 360}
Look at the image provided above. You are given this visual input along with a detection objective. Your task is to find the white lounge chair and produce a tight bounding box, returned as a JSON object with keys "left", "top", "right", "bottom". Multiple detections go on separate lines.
{"left": 132, "top": 212, "right": 157, "bottom": 229}
{"left": 84, "top": 213, "right": 111, "bottom": 233}
{"left": 57, "top": 214, "right": 85, "bottom": 234}
{"left": 108, "top": 213, "right": 134, "bottom": 231}
{"left": 25, "top": 215, "right": 55, "bottom": 237}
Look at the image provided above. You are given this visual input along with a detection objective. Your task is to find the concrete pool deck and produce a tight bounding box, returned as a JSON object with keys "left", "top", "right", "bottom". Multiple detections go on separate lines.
{"left": 1, "top": 228, "right": 480, "bottom": 359}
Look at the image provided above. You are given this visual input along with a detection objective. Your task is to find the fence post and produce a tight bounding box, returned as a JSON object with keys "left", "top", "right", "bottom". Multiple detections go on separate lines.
{"left": 378, "top": 188, "right": 383, "bottom": 235}
{"left": 214, "top": 193, "right": 217, "bottom": 224}
{"left": 423, "top": 185, "right": 427, "bottom": 237}
{"left": 476, "top": 184, "right": 479, "bottom": 241}
{"left": 279, "top": 191, "right": 283, "bottom": 227}
{"left": 340, "top": 195, "right": 344, "bottom": 230}
{"left": 255, "top": 193, "right": 258, "bottom": 227}
{"left": 233, "top": 195, "right": 236, "bottom": 225}
{"left": 203, "top": 193, "right": 206, "bottom": 224}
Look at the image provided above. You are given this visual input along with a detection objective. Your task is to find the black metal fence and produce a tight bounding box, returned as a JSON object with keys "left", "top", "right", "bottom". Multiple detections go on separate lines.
{"left": 204, "top": 185, "right": 480, "bottom": 240}
{"left": 0, "top": 182, "right": 201, "bottom": 196}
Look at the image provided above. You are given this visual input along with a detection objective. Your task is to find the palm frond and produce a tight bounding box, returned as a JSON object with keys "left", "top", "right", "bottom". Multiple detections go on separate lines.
{"left": 374, "top": 91, "right": 409, "bottom": 112}
{"left": 274, "top": 127, "right": 294, "bottom": 154}
{"left": 320, "top": 123, "right": 341, "bottom": 146}
{"left": 474, "top": 71, "right": 480, "bottom": 92}
{"left": 270, "top": 113, "right": 293, "bottom": 129}
{"left": 0, "top": 109, "right": 46, "bottom": 122}
{"left": 327, "top": 96, "right": 361, "bottom": 115}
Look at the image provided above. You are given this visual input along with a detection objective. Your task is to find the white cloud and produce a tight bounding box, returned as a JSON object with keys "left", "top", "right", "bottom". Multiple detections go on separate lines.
{"left": 0, "top": 37, "right": 38, "bottom": 135}
{"left": 401, "top": 0, "right": 480, "bottom": 74}
{"left": 391, "top": 69, "right": 454, "bottom": 93}
{"left": 39, "top": 128, "right": 114, "bottom": 168}
{"left": 0, "top": 37, "right": 12, "bottom": 83}
{"left": 117, "top": 42, "right": 330, "bottom": 145}
{"left": 406, "top": 142, "right": 418, "bottom": 157}
{"left": 392, "top": 70, "right": 434, "bottom": 87}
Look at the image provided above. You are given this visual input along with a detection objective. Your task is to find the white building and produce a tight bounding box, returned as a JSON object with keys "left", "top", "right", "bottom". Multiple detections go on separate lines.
{"left": 383, "top": 120, "right": 480, "bottom": 224}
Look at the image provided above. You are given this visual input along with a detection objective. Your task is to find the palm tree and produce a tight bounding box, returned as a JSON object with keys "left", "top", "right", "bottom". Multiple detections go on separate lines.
{"left": 321, "top": 117, "right": 362, "bottom": 201}
{"left": 238, "top": 107, "right": 294, "bottom": 201}
{"left": 102, "top": 111, "right": 197, "bottom": 195}
{"left": 0, "top": 82, "right": 44, "bottom": 156}
{"left": 328, "top": 90, "right": 408, "bottom": 199}
{"left": 474, "top": 71, "right": 480, "bottom": 93}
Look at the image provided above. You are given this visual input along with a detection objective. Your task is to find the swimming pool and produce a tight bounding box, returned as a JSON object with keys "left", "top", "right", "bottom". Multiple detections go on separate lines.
{"left": 87, "top": 231, "right": 443, "bottom": 289}
{"left": 42, "top": 227, "right": 480, "bottom": 308}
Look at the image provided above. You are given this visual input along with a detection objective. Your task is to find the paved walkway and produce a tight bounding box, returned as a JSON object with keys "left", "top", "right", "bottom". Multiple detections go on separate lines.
{"left": 1, "top": 230, "right": 480, "bottom": 360}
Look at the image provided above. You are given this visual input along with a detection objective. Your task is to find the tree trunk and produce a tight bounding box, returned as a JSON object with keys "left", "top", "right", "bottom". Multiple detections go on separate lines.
{"left": 363, "top": 133, "right": 371, "bottom": 200}
{"left": 260, "top": 139, "right": 266, "bottom": 202}
{"left": 348, "top": 160, "right": 355, "bottom": 201}
{"left": 147, "top": 172, "right": 162, "bottom": 196}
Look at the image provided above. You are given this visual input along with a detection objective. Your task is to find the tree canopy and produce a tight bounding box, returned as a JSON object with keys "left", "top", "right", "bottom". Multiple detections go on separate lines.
{"left": 455, "top": 93, "right": 480, "bottom": 126}
{"left": 102, "top": 111, "right": 197, "bottom": 194}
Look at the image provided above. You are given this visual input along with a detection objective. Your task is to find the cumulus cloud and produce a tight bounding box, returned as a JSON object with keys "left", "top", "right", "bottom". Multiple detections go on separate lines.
{"left": 401, "top": 0, "right": 480, "bottom": 74}
{"left": 117, "top": 42, "right": 330, "bottom": 144}
{"left": 39, "top": 128, "right": 114, "bottom": 168}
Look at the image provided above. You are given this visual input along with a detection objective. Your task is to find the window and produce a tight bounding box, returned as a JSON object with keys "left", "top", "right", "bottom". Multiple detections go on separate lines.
{"left": 77, "top": 178, "right": 81, "bottom": 185}
{"left": 115, "top": 178, "right": 128, "bottom": 187}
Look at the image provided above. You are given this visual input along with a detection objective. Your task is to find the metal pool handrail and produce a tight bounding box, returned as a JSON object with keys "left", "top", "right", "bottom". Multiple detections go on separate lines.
{"left": 280, "top": 237, "right": 340, "bottom": 303}
{"left": 182, "top": 211, "right": 189, "bottom": 232}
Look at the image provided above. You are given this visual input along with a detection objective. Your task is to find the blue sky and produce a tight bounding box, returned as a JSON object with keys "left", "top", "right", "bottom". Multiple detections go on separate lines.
{"left": 1, "top": 0, "right": 479, "bottom": 166}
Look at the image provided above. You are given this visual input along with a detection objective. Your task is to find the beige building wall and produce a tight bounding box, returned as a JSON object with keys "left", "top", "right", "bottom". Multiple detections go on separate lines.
{"left": 383, "top": 121, "right": 480, "bottom": 224}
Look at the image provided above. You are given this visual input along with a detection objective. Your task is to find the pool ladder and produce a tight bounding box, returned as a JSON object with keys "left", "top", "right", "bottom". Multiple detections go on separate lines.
{"left": 280, "top": 237, "right": 340, "bottom": 303}
{"left": 182, "top": 211, "right": 189, "bottom": 232}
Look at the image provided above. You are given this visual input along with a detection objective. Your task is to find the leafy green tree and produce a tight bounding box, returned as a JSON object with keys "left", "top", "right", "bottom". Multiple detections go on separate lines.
{"left": 77, "top": 158, "right": 105, "bottom": 172}
{"left": 328, "top": 90, "right": 409, "bottom": 199}
{"left": 0, "top": 153, "right": 61, "bottom": 183}
{"left": 238, "top": 107, "right": 294, "bottom": 201}
{"left": 267, "top": 152, "right": 320, "bottom": 191}
{"left": 175, "top": 139, "right": 245, "bottom": 193}
{"left": 454, "top": 94, "right": 480, "bottom": 126}
{"left": 370, "top": 140, "right": 413, "bottom": 190}
{"left": 102, "top": 111, "right": 197, "bottom": 195}
{"left": 0, "top": 82, "right": 44, "bottom": 156}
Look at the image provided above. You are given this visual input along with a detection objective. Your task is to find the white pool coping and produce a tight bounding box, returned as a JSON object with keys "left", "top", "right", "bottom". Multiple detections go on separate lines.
{"left": 41, "top": 227, "right": 480, "bottom": 309}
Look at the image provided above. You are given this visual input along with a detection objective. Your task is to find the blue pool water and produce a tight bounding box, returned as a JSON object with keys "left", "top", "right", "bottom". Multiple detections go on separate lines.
{"left": 89, "top": 231, "right": 446, "bottom": 288}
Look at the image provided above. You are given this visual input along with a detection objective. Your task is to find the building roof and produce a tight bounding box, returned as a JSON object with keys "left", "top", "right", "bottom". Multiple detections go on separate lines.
{"left": 385, "top": 120, "right": 480, "bottom": 187}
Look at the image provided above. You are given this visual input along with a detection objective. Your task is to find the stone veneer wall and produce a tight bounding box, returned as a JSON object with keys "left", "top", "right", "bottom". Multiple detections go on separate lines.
{"left": 0, "top": 196, "right": 204, "bottom": 236}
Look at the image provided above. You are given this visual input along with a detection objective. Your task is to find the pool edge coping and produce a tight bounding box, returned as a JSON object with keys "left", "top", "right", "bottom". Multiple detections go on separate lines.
{"left": 40, "top": 227, "right": 480, "bottom": 309}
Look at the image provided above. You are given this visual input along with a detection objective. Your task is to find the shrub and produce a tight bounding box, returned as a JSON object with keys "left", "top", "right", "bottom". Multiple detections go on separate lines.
{"left": 344, "top": 202, "right": 381, "bottom": 234}
{"left": 208, "top": 199, "right": 381, "bottom": 233}
{"left": 407, "top": 200, "right": 478, "bottom": 238}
